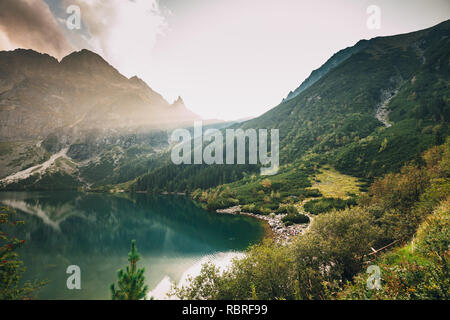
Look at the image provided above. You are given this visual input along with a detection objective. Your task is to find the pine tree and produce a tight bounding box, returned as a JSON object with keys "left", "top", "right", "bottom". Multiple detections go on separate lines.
{"left": 110, "top": 240, "right": 149, "bottom": 300}
{"left": 0, "top": 206, "right": 47, "bottom": 299}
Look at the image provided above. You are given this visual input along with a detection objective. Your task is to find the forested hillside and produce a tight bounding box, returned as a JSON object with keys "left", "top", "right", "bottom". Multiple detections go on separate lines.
{"left": 134, "top": 20, "right": 449, "bottom": 195}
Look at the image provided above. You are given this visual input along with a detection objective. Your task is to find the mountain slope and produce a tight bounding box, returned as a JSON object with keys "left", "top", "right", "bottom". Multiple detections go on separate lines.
{"left": 134, "top": 20, "right": 450, "bottom": 195}
{"left": 283, "top": 40, "right": 369, "bottom": 101}
{"left": 0, "top": 49, "right": 202, "bottom": 188}
{"left": 240, "top": 19, "right": 449, "bottom": 175}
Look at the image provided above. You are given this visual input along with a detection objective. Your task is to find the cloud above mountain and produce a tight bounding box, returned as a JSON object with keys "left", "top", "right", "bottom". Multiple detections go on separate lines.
{"left": 0, "top": 0, "right": 167, "bottom": 68}
{"left": 0, "top": 0, "right": 73, "bottom": 59}
{"left": 63, "top": 0, "right": 167, "bottom": 78}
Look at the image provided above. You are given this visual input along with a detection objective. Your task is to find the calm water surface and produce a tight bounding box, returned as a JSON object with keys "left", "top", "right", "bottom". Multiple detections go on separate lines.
{"left": 0, "top": 192, "right": 264, "bottom": 299}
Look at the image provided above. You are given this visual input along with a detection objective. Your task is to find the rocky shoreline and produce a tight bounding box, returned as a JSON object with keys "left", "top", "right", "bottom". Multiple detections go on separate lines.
{"left": 216, "top": 205, "right": 311, "bottom": 244}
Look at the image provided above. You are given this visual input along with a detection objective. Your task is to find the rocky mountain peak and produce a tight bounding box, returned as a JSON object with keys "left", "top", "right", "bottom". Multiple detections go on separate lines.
{"left": 0, "top": 48, "right": 59, "bottom": 78}
{"left": 173, "top": 96, "right": 185, "bottom": 106}
{"left": 129, "top": 75, "right": 151, "bottom": 88}
{"left": 59, "top": 49, "right": 124, "bottom": 80}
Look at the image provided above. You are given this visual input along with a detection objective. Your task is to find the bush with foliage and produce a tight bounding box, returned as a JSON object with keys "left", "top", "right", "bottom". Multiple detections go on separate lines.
{"left": 241, "top": 204, "right": 272, "bottom": 215}
{"left": 339, "top": 198, "right": 449, "bottom": 300}
{"left": 172, "top": 240, "right": 297, "bottom": 300}
{"left": 275, "top": 205, "right": 298, "bottom": 215}
{"left": 282, "top": 213, "right": 310, "bottom": 226}
{"left": 303, "top": 197, "right": 357, "bottom": 215}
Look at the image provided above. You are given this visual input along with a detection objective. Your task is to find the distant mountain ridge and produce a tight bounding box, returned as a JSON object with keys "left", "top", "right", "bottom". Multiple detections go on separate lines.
{"left": 0, "top": 48, "right": 200, "bottom": 141}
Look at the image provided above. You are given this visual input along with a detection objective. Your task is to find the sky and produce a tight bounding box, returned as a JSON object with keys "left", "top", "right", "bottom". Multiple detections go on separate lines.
{"left": 0, "top": 0, "right": 449, "bottom": 120}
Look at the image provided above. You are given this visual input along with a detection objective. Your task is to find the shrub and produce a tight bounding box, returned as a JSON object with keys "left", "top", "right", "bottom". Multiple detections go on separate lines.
{"left": 339, "top": 198, "right": 449, "bottom": 300}
{"left": 172, "top": 240, "right": 297, "bottom": 300}
{"left": 241, "top": 204, "right": 255, "bottom": 212}
{"left": 241, "top": 204, "right": 271, "bottom": 215}
{"left": 304, "top": 197, "right": 356, "bottom": 215}
{"left": 275, "top": 205, "right": 298, "bottom": 215}
{"left": 292, "top": 206, "right": 382, "bottom": 297}
{"left": 206, "top": 197, "right": 238, "bottom": 210}
{"left": 282, "top": 214, "right": 310, "bottom": 225}
{"left": 302, "top": 189, "right": 322, "bottom": 197}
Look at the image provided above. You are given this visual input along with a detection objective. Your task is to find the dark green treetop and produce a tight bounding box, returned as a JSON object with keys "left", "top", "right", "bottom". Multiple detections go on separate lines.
{"left": 110, "top": 240, "right": 149, "bottom": 300}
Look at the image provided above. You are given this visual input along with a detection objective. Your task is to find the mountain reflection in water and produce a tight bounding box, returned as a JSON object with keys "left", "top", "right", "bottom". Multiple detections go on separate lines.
{"left": 0, "top": 192, "right": 264, "bottom": 299}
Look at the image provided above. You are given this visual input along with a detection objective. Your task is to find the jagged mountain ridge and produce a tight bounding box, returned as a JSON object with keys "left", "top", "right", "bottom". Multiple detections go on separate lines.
{"left": 0, "top": 48, "right": 200, "bottom": 141}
